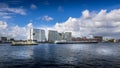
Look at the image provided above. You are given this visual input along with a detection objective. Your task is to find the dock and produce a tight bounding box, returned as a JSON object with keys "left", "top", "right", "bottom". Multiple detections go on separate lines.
{"left": 54, "top": 40, "right": 98, "bottom": 44}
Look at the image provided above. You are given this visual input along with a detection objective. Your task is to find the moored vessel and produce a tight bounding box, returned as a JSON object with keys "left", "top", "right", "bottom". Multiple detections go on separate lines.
{"left": 11, "top": 40, "right": 38, "bottom": 45}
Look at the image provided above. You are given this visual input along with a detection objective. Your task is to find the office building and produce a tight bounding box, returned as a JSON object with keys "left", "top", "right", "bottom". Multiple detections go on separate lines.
{"left": 94, "top": 36, "right": 103, "bottom": 42}
{"left": 48, "top": 30, "right": 61, "bottom": 42}
{"left": 28, "top": 28, "right": 46, "bottom": 42}
{"left": 59, "top": 32, "right": 65, "bottom": 40}
{"left": 64, "top": 32, "right": 72, "bottom": 41}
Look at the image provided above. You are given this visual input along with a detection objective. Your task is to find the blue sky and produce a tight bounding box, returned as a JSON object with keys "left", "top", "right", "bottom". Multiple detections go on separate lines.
{"left": 0, "top": 0, "right": 120, "bottom": 39}
{"left": 0, "top": 0, "right": 120, "bottom": 27}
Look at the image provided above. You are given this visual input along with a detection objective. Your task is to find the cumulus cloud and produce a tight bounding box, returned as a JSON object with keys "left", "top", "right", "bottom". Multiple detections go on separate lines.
{"left": 9, "top": 25, "right": 27, "bottom": 40}
{"left": 27, "top": 22, "right": 33, "bottom": 28}
{"left": 0, "top": 21, "right": 8, "bottom": 29}
{"left": 42, "top": 15, "right": 54, "bottom": 22}
{"left": 0, "top": 7, "right": 26, "bottom": 15}
{"left": 82, "top": 10, "right": 90, "bottom": 18}
{"left": 30, "top": 4, "right": 37, "bottom": 9}
{"left": 52, "top": 9, "right": 120, "bottom": 39}
{"left": 1, "top": 9, "right": 120, "bottom": 40}
{"left": 0, "top": 21, "right": 33, "bottom": 40}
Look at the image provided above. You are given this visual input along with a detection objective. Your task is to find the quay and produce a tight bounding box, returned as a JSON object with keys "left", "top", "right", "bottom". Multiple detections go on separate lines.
{"left": 54, "top": 40, "right": 98, "bottom": 44}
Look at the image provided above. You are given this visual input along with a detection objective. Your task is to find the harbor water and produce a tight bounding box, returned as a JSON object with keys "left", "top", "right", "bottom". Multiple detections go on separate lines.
{"left": 0, "top": 43, "right": 120, "bottom": 68}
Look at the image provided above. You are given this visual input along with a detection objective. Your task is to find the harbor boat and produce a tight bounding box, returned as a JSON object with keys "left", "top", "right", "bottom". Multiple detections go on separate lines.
{"left": 11, "top": 27, "right": 38, "bottom": 45}
{"left": 54, "top": 40, "right": 98, "bottom": 44}
{"left": 11, "top": 40, "right": 38, "bottom": 45}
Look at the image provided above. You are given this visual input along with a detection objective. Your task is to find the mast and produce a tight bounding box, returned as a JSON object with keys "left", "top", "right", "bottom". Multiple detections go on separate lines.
{"left": 30, "top": 28, "right": 31, "bottom": 41}
{"left": 29, "top": 20, "right": 32, "bottom": 42}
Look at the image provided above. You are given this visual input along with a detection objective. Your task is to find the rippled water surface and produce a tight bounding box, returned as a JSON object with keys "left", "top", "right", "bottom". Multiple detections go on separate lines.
{"left": 0, "top": 43, "right": 120, "bottom": 68}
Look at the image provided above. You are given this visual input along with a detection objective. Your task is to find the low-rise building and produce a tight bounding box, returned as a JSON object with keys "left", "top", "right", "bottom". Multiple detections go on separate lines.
{"left": 1, "top": 37, "right": 7, "bottom": 42}
{"left": 94, "top": 36, "right": 103, "bottom": 42}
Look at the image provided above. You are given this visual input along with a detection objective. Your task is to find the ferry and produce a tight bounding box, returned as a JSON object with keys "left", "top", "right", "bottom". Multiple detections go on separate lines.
{"left": 11, "top": 28, "right": 38, "bottom": 45}
{"left": 11, "top": 40, "right": 38, "bottom": 45}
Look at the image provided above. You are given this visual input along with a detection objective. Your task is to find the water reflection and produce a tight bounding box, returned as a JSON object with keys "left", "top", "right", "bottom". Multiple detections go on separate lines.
{"left": 0, "top": 45, "right": 34, "bottom": 68}
{"left": 10, "top": 46, "right": 34, "bottom": 59}
{"left": 96, "top": 47, "right": 113, "bottom": 55}
{"left": 0, "top": 43, "right": 120, "bottom": 68}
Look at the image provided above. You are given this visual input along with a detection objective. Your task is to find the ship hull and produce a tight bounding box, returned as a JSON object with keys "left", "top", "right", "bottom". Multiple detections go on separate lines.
{"left": 11, "top": 41, "right": 38, "bottom": 46}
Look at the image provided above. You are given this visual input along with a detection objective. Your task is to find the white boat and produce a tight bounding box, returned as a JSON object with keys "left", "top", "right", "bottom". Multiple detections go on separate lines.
{"left": 11, "top": 27, "right": 38, "bottom": 45}
{"left": 11, "top": 40, "right": 38, "bottom": 45}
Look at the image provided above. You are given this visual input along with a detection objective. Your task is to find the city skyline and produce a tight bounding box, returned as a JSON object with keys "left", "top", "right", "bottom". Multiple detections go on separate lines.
{"left": 0, "top": 0, "right": 120, "bottom": 40}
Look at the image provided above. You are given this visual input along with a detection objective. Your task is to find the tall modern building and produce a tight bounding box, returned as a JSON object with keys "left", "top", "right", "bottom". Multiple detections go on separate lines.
{"left": 48, "top": 30, "right": 72, "bottom": 42}
{"left": 28, "top": 28, "right": 46, "bottom": 42}
{"left": 48, "top": 30, "right": 61, "bottom": 42}
{"left": 64, "top": 32, "right": 72, "bottom": 41}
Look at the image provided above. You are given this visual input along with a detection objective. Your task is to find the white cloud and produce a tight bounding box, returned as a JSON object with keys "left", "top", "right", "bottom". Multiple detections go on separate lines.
{"left": 30, "top": 4, "right": 37, "bottom": 9}
{"left": 82, "top": 10, "right": 90, "bottom": 18}
{"left": 2, "top": 16, "right": 12, "bottom": 19}
{"left": 5, "top": 7, "right": 26, "bottom": 15}
{"left": 0, "top": 7, "right": 26, "bottom": 15}
{"left": 27, "top": 22, "right": 33, "bottom": 28}
{"left": 0, "top": 3, "right": 26, "bottom": 19}
{"left": 1, "top": 9, "right": 120, "bottom": 40}
{"left": 0, "top": 21, "right": 8, "bottom": 29}
{"left": 42, "top": 15, "right": 54, "bottom": 22}
{"left": 9, "top": 25, "right": 27, "bottom": 40}
{"left": 52, "top": 9, "right": 120, "bottom": 39}
{"left": 0, "top": 21, "right": 33, "bottom": 40}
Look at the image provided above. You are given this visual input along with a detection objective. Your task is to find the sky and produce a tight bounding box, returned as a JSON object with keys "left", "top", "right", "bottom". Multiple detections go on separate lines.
{"left": 0, "top": 0, "right": 120, "bottom": 40}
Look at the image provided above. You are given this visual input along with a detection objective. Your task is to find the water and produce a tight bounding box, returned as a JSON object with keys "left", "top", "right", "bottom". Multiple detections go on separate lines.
{"left": 0, "top": 43, "right": 120, "bottom": 68}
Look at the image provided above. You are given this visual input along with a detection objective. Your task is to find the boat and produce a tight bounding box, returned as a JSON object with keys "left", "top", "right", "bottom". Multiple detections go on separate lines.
{"left": 11, "top": 27, "right": 38, "bottom": 45}
{"left": 11, "top": 40, "right": 38, "bottom": 45}
{"left": 54, "top": 40, "right": 98, "bottom": 44}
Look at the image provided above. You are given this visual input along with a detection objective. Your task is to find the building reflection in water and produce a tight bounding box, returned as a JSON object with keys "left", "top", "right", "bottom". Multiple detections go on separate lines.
{"left": 10, "top": 46, "right": 34, "bottom": 60}
{"left": 96, "top": 47, "right": 114, "bottom": 55}
{"left": 33, "top": 44, "right": 92, "bottom": 66}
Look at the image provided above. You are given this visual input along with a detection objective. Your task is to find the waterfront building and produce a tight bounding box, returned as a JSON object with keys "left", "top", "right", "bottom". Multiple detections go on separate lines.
{"left": 94, "top": 36, "right": 103, "bottom": 42}
{"left": 9, "top": 38, "right": 15, "bottom": 42}
{"left": 48, "top": 30, "right": 61, "bottom": 42}
{"left": 59, "top": 32, "right": 65, "bottom": 40}
{"left": 1, "top": 37, "right": 7, "bottom": 42}
{"left": 64, "top": 32, "right": 72, "bottom": 41}
{"left": 28, "top": 28, "right": 46, "bottom": 42}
